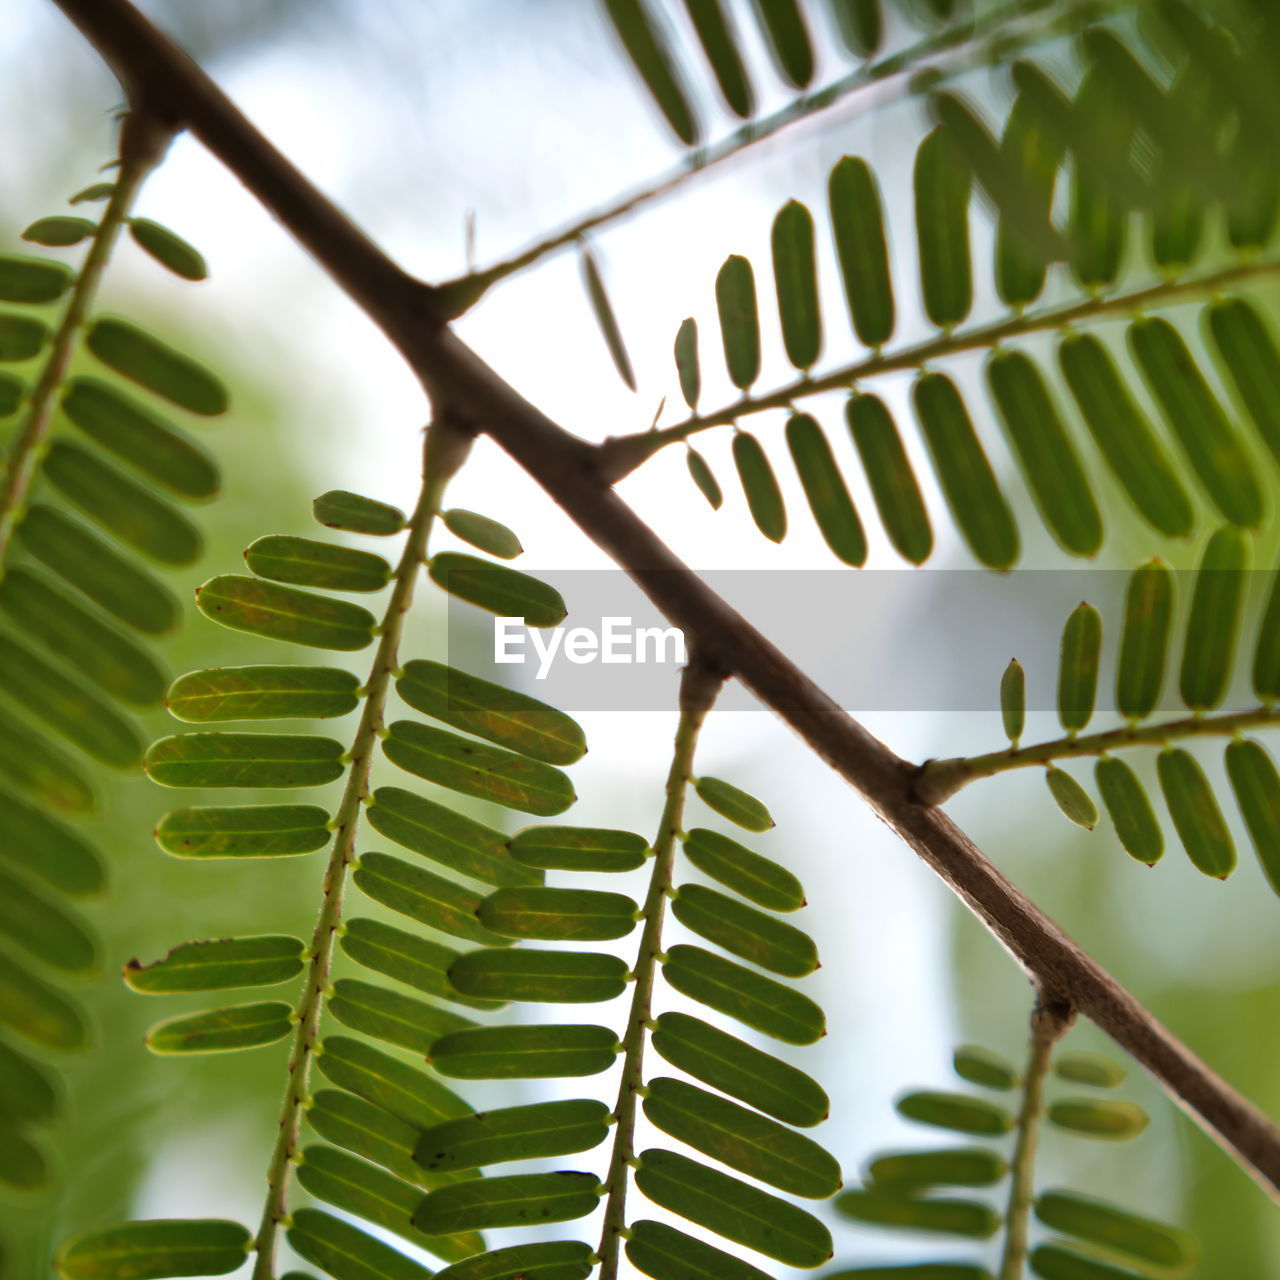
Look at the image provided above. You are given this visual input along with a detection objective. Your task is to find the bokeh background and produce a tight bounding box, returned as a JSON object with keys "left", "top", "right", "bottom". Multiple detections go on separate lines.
{"left": 2, "top": 1, "right": 1278, "bottom": 1274}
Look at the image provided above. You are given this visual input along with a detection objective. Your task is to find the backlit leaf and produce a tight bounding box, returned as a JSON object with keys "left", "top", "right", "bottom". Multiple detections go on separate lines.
{"left": 509, "top": 824, "right": 647, "bottom": 872}
{"left": 428, "top": 553, "right": 566, "bottom": 627}
{"left": 0, "top": 866, "right": 96, "bottom": 973}
{"left": 1225, "top": 738, "right": 1280, "bottom": 897}
{"left": 715, "top": 255, "right": 760, "bottom": 390}
{"left": 1095, "top": 757, "right": 1163, "bottom": 866}
{"left": 1206, "top": 296, "right": 1280, "bottom": 470}
{"left": 0, "top": 949, "right": 87, "bottom": 1049}
{"left": 196, "top": 575, "right": 377, "bottom": 651}
{"left": 145, "top": 732, "right": 344, "bottom": 788}
{"left": 0, "top": 786, "right": 104, "bottom": 897}
{"left": 124, "top": 935, "right": 305, "bottom": 993}
{"left": 682, "top": 827, "right": 803, "bottom": 911}
{"left": 674, "top": 317, "right": 700, "bottom": 409}
{"left": 1046, "top": 766, "right": 1098, "bottom": 830}
{"left": 748, "top": 0, "right": 813, "bottom": 88}
{"left": 317, "top": 1035, "right": 471, "bottom": 1130}
{"left": 288, "top": 1209, "right": 435, "bottom": 1280}
{"left": 0, "top": 1129, "right": 49, "bottom": 1191}
{"left": 829, "top": 156, "right": 895, "bottom": 349}
{"left": 415, "top": 1170, "right": 602, "bottom": 1235}
{"left": 313, "top": 489, "right": 406, "bottom": 536}
{"left": 914, "top": 127, "right": 973, "bottom": 329}
{"left": 56, "top": 1219, "right": 251, "bottom": 1280}
{"left": 847, "top": 392, "right": 933, "bottom": 565}
{"left": 25, "top": 215, "right": 95, "bottom": 246}
{"left": 1047, "top": 1098, "right": 1148, "bottom": 1140}
{"left": 1034, "top": 1189, "right": 1196, "bottom": 1272}
{"left": 245, "top": 535, "right": 391, "bottom": 593}
{"left": 86, "top": 317, "right": 227, "bottom": 415}
{"left": 1054, "top": 1051, "right": 1126, "bottom": 1088}
{"left": 1001, "top": 659, "right": 1025, "bottom": 747}
{"left": 732, "top": 431, "right": 786, "bottom": 543}
{"left": 684, "top": 0, "right": 753, "bottom": 117}
{"left": 626, "top": 1219, "right": 775, "bottom": 1280}
{"left": 1058, "top": 602, "right": 1102, "bottom": 734}
{"left": 0, "top": 1038, "right": 60, "bottom": 1122}
{"left": 1029, "top": 1243, "right": 1152, "bottom": 1279}
{"left": 430, "top": 1022, "right": 620, "bottom": 1079}
{"left": 686, "top": 447, "right": 723, "bottom": 509}
{"left": 415, "top": 1099, "right": 610, "bottom": 1173}
{"left": 449, "top": 946, "right": 628, "bottom": 1004}
{"left": 68, "top": 183, "right": 115, "bottom": 205}
{"left": 827, "top": 0, "right": 882, "bottom": 57}
{"left": 603, "top": 0, "right": 700, "bottom": 145}
{"left": 1179, "top": 526, "right": 1248, "bottom": 711}
{"left": 0, "top": 711, "right": 96, "bottom": 813}
{"left": 442, "top": 509, "right": 523, "bottom": 561}
{"left": 693, "top": 775, "right": 773, "bottom": 831}
{"left": 155, "top": 804, "right": 331, "bottom": 858}
{"left": 1255, "top": 555, "right": 1280, "bottom": 702}
{"left": 355, "top": 852, "right": 508, "bottom": 946}
{"left": 672, "top": 882, "right": 816, "bottom": 976}
{"left": 329, "top": 977, "right": 474, "bottom": 1056}
{"left": 340, "top": 918, "right": 491, "bottom": 1008}
{"left": 0, "top": 254, "right": 72, "bottom": 303}
{"left": 146, "top": 1001, "right": 291, "bottom": 1054}
{"left": 836, "top": 1188, "right": 1000, "bottom": 1238}
{"left": 129, "top": 218, "right": 207, "bottom": 281}
{"left": 1157, "top": 747, "right": 1236, "bottom": 878}
{"left": 867, "top": 1147, "right": 1007, "bottom": 1189}
{"left": 580, "top": 243, "right": 636, "bottom": 391}
{"left": 785, "top": 413, "right": 867, "bottom": 567}
{"left": 478, "top": 886, "right": 638, "bottom": 941}
{"left": 896, "top": 1090, "right": 1013, "bottom": 1137}
{"left": 772, "top": 201, "right": 822, "bottom": 370}
{"left": 167, "top": 664, "right": 361, "bottom": 722}
{"left": 1115, "top": 560, "right": 1173, "bottom": 721}
{"left": 0, "top": 311, "right": 48, "bottom": 360}
{"left": 953, "top": 1045, "right": 1018, "bottom": 1090}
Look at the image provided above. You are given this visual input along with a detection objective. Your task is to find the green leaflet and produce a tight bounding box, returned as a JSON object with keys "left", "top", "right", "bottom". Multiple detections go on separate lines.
{"left": 430, "top": 1023, "right": 620, "bottom": 1079}
{"left": 829, "top": 155, "right": 895, "bottom": 349}
{"left": 1225, "top": 738, "right": 1280, "bottom": 896}
{"left": 749, "top": 0, "right": 813, "bottom": 88}
{"left": 837, "top": 1187, "right": 1000, "bottom": 1238}
{"left": 433, "top": 1240, "right": 594, "bottom": 1280}
{"left": 129, "top": 217, "right": 208, "bottom": 281}
{"left": 62, "top": 376, "right": 218, "bottom": 496}
{"left": 1058, "top": 603, "right": 1101, "bottom": 734}
{"left": 1095, "top": 757, "right": 1164, "bottom": 866}
{"left": 145, "top": 1001, "right": 292, "bottom": 1054}
{"left": 0, "top": 311, "right": 48, "bottom": 360}
{"left": 245, "top": 535, "right": 391, "bottom": 593}
{"left": 1129, "top": 316, "right": 1262, "bottom": 528}
{"left": 1180, "top": 527, "right": 1248, "bottom": 711}
{"left": 930, "top": 93, "right": 1063, "bottom": 265}
{"left": 846, "top": 392, "right": 933, "bottom": 565}
{"left": 1157, "top": 747, "right": 1236, "bottom": 878}
{"left": 911, "top": 371, "right": 1018, "bottom": 570}
{"left": 415, "top": 1098, "right": 611, "bottom": 1172}
{"left": 0, "top": 632, "right": 143, "bottom": 767}
{"left": 329, "top": 977, "right": 475, "bottom": 1056}
{"left": 635, "top": 1146, "right": 832, "bottom": 1267}
{"left": 383, "top": 720, "right": 576, "bottom": 816}
{"left": 663, "top": 944, "right": 824, "bottom": 1044}
{"left": 867, "top": 1147, "right": 1008, "bottom": 1188}
{"left": 1054, "top": 1051, "right": 1125, "bottom": 1089}
{"left": 828, "top": 0, "right": 881, "bottom": 57}
{"left": 509, "top": 824, "right": 648, "bottom": 872}
{"left": 914, "top": 127, "right": 973, "bottom": 330}
{"left": 772, "top": 200, "right": 822, "bottom": 370}
{"left": 56, "top": 1219, "right": 251, "bottom": 1280}
{"left": 0, "top": 568, "right": 167, "bottom": 706}
{"left": 1046, "top": 766, "right": 1099, "bottom": 831}
{"left": 602, "top": 0, "right": 699, "bottom": 145}
{"left": 684, "top": 0, "right": 753, "bottom": 118}
{"left": 428, "top": 552, "right": 567, "bottom": 627}
{"left": 448, "top": 946, "right": 629, "bottom": 1004}
{"left": 715, "top": 255, "right": 760, "bottom": 390}
{"left": 1047, "top": 1098, "right": 1148, "bottom": 1140}
{"left": 896, "top": 1090, "right": 1014, "bottom": 1137}
{"left": 85, "top": 317, "right": 227, "bottom": 416}
{"left": 26, "top": 216, "right": 94, "bottom": 246}
{"left": 1116, "top": 560, "right": 1174, "bottom": 721}
{"left": 288, "top": 1208, "right": 436, "bottom": 1280}
{"left": 441, "top": 508, "right": 523, "bottom": 561}
{"left": 124, "top": 935, "right": 305, "bottom": 993}
{"left": 732, "top": 431, "right": 786, "bottom": 543}
{"left": 0, "top": 711, "right": 96, "bottom": 814}
{"left": 1256, "top": 556, "right": 1280, "bottom": 702}
{"left": 952, "top": 1045, "right": 1018, "bottom": 1090}
{"left": 0, "top": 1129, "right": 48, "bottom": 1191}
{"left": 145, "top": 732, "right": 344, "bottom": 788}
{"left": 674, "top": 316, "right": 700, "bottom": 409}
{"left": 986, "top": 350, "right": 1101, "bottom": 557}
{"left": 167, "top": 664, "right": 361, "bottom": 722}
{"left": 626, "top": 1219, "right": 775, "bottom": 1280}
{"left": 296, "top": 1144, "right": 478, "bottom": 1260}
{"left": 579, "top": 243, "right": 636, "bottom": 391}
{"left": 682, "top": 827, "right": 803, "bottom": 911}
{"left": 196, "top": 574, "right": 377, "bottom": 651}
{"left": 994, "top": 89, "right": 1064, "bottom": 308}
{"left": 693, "top": 775, "right": 773, "bottom": 831}
{"left": 415, "top": 1170, "right": 602, "bottom": 1235}
{"left": 672, "top": 883, "right": 816, "bottom": 976}
{"left": 354, "top": 851, "right": 509, "bottom": 946}
{"left": 0, "top": 372, "right": 25, "bottom": 416}
{"left": 0, "top": 786, "right": 104, "bottom": 897}
{"left": 1034, "top": 1189, "right": 1196, "bottom": 1272}
{"left": 1029, "top": 1243, "right": 1151, "bottom": 1280}
{"left": 1206, "top": 296, "right": 1280, "bottom": 469}
{"left": 785, "top": 413, "right": 867, "bottom": 567}
{"left": 313, "top": 489, "right": 406, "bottom": 536}
{"left": 396, "top": 660, "right": 585, "bottom": 765}
{"left": 307, "top": 1088, "right": 470, "bottom": 1189}
{"left": 1001, "top": 659, "right": 1025, "bottom": 747}
{"left": 340, "top": 918, "right": 494, "bottom": 1009}
{"left": 44, "top": 440, "right": 201, "bottom": 565}
{"left": 0, "top": 866, "right": 97, "bottom": 973}
{"left": 367, "top": 786, "right": 541, "bottom": 886}
{"left": 686, "top": 445, "right": 722, "bottom": 509}
{"left": 643, "top": 1076, "right": 841, "bottom": 1197}
{"left": 0, "top": 949, "right": 87, "bottom": 1049}
{"left": 68, "top": 183, "right": 115, "bottom": 205}
{"left": 155, "top": 804, "right": 331, "bottom": 858}
{"left": 477, "top": 885, "right": 638, "bottom": 941}
{"left": 317, "top": 1035, "right": 471, "bottom": 1130}
{"left": 0, "top": 254, "right": 72, "bottom": 303}
{"left": 0, "top": 1038, "right": 60, "bottom": 1122}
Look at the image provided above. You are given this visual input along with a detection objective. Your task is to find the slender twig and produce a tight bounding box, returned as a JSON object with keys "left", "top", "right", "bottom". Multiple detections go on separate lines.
{"left": 432, "top": 0, "right": 1096, "bottom": 316}
{"left": 998, "top": 996, "right": 1075, "bottom": 1280}
{"left": 249, "top": 424, "right": 461, "bottom": 1280}
{"left": 917, "top": 704, "right": 1280, "bottom": 805}
{"left": 0, "top": 111, "right": 169, "bottom": 562}
{"left": 598, "top": 254, "right": 1280, "bottom": 479}
{"left": 595, "top": 658, "right": 723, "bottom": 1280}
{"left": 49, "top": 0, "right": 1280, "bottom": 1199}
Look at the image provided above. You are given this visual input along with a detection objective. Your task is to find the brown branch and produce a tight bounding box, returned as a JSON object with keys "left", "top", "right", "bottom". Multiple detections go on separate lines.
{"left": 49, "top": 0, "right": 1280, "bottom": 1202}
